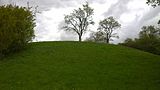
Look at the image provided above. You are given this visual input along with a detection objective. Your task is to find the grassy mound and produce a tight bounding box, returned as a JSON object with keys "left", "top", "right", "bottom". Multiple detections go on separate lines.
{"left": 0, "top": 42, "right": 160, "bottom": 90}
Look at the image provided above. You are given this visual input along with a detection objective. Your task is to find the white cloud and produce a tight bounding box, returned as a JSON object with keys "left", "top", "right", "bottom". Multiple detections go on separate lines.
{"left": 1, "top": 0, "right": 160, "bottom": 43}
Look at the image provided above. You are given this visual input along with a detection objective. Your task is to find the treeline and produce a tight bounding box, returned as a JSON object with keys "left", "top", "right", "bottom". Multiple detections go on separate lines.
{"left": 119, "top": 25, "right": 160, "bottom": 55}
{"left": 0, "top": 5, "right": 35, "bottom": 58}
{"left": 119, "top": 0, "right": 160, "bottom": 55}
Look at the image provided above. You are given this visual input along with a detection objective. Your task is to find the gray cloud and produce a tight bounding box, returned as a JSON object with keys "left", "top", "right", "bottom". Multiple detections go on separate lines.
{"left": 101, "top": 0, "right": 160, "bottom": 43}
{"left": 0, "top": 0, "right": 109, "bottom": 11}
{"left": 60, "top": 31, "right": 77, "bottom": 41}
{"left": 1, "top": 0, "right": 160, "bottom": 43}
{"left": 103, "top": 0, "right": 133, "bottom": 19}
{"left": 118, "top": 6, "right": 160, "bottom": 43}
{"left": 0, "top": 0, "right": 75, "bottom": 11}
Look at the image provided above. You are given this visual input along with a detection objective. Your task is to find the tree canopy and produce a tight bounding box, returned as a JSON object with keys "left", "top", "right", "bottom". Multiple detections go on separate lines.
{"left": 146, "top": 0, "right": 160, "bottom": 7}
{"left": 63, "top": 2, "right": 94, "bottom": 42}
{"left": 97, "top": 16, "right": 121, "bottom": 43}
{"left": 0, "top": 4, "right": 35, "bottom": 58}
{"left": 121, "top": 25, "right": 160, "bottom": 55}
{"left": 140, "top": 25, "right": 160, "bottom": 39}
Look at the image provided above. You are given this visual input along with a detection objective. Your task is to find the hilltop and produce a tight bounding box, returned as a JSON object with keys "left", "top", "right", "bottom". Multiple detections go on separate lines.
{"left": 0, "top": 42, "right": 160, "bottom": 90}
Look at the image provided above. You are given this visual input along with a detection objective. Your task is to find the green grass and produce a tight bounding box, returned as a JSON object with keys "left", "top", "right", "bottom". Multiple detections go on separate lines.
{"left": 0, "top": 41, "right": 160, "bottom": 90}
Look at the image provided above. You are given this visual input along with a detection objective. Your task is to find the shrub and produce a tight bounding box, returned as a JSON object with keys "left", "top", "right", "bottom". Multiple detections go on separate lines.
{"left": 120, "top": 25, "right": 160, "bottom": 55}
{"left": 0, "top": 5, "right": 35, "bottom": 58}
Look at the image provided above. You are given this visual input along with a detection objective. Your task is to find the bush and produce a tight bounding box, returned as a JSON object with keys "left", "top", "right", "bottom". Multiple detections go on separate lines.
{"left": 0, "top": 5, "right": 35, "bottom": 58}
{"left": 120, "top": 25, "right": 160, "bottom": 55}
{"left": 122, "top": 38, "right": 160, "bottom": 55}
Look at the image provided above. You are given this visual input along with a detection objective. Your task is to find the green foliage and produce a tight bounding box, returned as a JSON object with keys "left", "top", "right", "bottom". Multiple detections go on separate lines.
{"left": 121, "top": 25, "right": 160, "bottom": 55}
{"left": 86, "top": 16, "right": 121, "bottom": 44}
{"left": 140, "top": 26, "right": 160, "bottom": 39}
{"left": 0, "top": 5, "right": 35, "bottom": 58}
{"left": 63, "top": 2, "right": 94, "bottom": 42}
{"left": 97, "top": 16, "right": 121, "bottom": 43}
{"left": 0, "top": 42, "right": 160, "bottom": 89}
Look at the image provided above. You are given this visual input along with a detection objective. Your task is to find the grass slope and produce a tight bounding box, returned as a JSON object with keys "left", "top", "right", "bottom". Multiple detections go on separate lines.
{"left": 0, "top": 42, "right": 160, "bottom": 90}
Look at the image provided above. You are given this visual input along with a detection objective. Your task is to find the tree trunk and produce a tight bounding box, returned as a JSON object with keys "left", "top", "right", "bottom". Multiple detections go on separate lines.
{"left": 106, "top": 38, "right": 109, "bottom": 44}
{"left": 79, "top": 35, "right": 82, "bottom": 42}
{"left": 106, "top": 34, "right": 109, "bottom": 44}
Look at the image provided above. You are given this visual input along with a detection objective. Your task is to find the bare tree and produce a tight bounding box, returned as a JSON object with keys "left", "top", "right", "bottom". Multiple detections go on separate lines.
{"left": 63, "top": 2, "right": 94, "bottom": 42}
{"left": 86, "top": 31, "right": 105, "bottom": 43}
{"left": 98, "top": 16, "right": 121, "bottom": 43}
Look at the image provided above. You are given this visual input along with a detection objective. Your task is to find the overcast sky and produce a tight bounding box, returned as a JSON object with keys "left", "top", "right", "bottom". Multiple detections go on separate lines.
{"left": 1, "top": 0, "right": 160, "bottom": 43}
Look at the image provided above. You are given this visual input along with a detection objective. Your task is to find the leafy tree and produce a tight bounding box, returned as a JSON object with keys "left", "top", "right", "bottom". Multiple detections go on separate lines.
{"left": 0, "top": 4, "right": 35, "bottom": 58}
{"left": 63, "top": 2, "right": 94, "bottom": 42}
{"left": 140, "top": 25, "right": 160, "bottom": 39}
{"left": 146, "top": 0, "right": 160, "bottom": 7}
{"left": 121, "top": 25, "right": 160, "bottom": 55}
{"left": 97, "top": 16, "right": 121, "bottom": 43}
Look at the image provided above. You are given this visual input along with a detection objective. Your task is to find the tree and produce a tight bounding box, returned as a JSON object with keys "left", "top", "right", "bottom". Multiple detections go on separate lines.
{"left": 121, "top": 25, "right": 160, "bottom": 55}
{"left": 140, "top": 25, "right": 160, "bottom": 39}
{"left": 85, "top": 31, "right": 105, "bottom": 42}
{"left": 158, "top": 20, "right": 160, "bottom": 24}
{"left": 146, "top": 0, "right": 160, "bottom": 7}
{"left": 0, "top": 4, "right": 35, "bottom": 58}
{"left": 63, "top": 2, "right": 94, "bottom": 42}
{"left": 97, "top": 16, "right": 121, "bottom": 43}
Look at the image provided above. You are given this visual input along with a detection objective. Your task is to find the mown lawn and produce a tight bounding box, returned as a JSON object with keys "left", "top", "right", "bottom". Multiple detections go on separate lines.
{"left": 0, "top": 42, "right": 160, "bottom": 90}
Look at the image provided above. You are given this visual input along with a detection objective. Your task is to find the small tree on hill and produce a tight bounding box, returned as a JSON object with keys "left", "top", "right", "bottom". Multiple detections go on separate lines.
{"left": 63, "top": 2, "right": 94, "bottom": 42}
{"left": 97, "top": 16, "right": 121, "bottom": 43}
